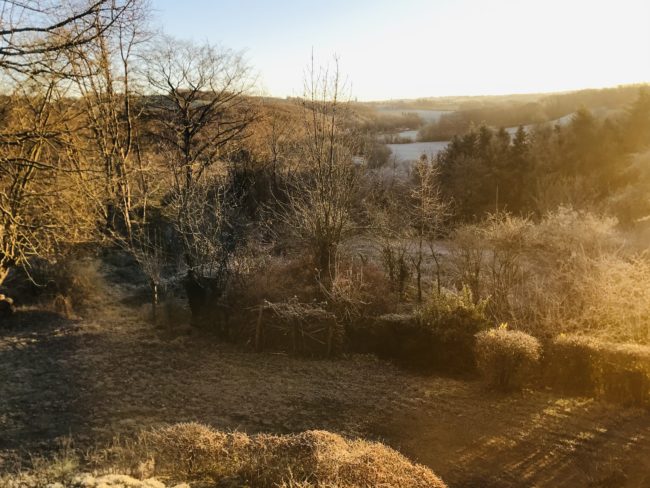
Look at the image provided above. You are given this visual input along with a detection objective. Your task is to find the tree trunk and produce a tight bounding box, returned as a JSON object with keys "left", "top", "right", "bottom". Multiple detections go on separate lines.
{"left": 0, "top": 266, "right": 9, "bottom": 288}
{"left": 416, "top": 261, "right": 422, "bottom": 303}
{"left": 317, "top": 242, "right": 337, "bottom": 285}
{"left": 151, "top": 280, "right": 158, "bottom": 326}
{"left": 185, "top": 271, "right": 207, "bottom": 327}
{"left": 432, "top": 252, "right": 442, "bottom": 295}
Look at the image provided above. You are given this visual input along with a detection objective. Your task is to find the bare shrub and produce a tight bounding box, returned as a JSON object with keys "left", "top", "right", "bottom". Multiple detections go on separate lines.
{"left": 448, "top": 222, "right": 487, "bottom": 302}
{"left": 449, "top": 207, "right": 650, "bottom": 344}
{"left": 475, "top": 326, "right": 541, "bottom": 391}
{"left": 532, "top": 206, "right": 619, "bottom": 254}
{"left": 324, "top": 255, "right": 395, "bottom": 324}
{"left": 28, "top": 258, "right": 107, "bottom": 314}
{"left": 59, "top": 260, "right": 107, "bottom": 309}
{"left": 279, "top": 58, "right": 359, "bottom": 283}
{"left": 523, "top": 209, "right": 650, "bottom": 343}
{"left": 450, "top": 213, "right": 532, "bottom": 319}
{"left": 53, "top": 294, "right": 73, "bottom": 319}
{"left": 370, "top": 194, "right": 412, "bottom": 301}
{"left": 381, "top": 244, "right": 411, "bottom": 300}
{"left": 140, "top": 296, "right": 191, "bottom": 332}
{"left": 572, "top": 255, "right": 650, "bottom": 343}
{"left": 233, "top": 255, "right": 321, "bottom": 310}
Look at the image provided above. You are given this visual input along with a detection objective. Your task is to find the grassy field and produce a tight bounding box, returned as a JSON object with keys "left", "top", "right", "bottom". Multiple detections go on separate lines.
{"left": 1, "top": 270, "right": 649, "bottom": 487}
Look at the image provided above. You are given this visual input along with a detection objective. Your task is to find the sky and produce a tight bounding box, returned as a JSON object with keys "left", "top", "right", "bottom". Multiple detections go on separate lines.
{"left": 152, "top": 0, "right": 650, "bottom": 101}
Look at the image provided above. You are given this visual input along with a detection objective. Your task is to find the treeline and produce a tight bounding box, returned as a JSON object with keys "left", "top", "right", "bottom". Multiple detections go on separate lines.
{"left": 417, "top": 84, "right": 648, "bottom": 141}
{"left": 436, "top": 90, "right": 650, "bottom": 222}
{"left": 350, "top": 105, "right": 424, "bottom": 134}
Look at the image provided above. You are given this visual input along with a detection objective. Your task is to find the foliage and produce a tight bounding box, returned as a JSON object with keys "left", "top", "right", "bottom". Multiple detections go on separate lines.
{"left": 417, "top": 84, "right": 647, "bottom": 142}
{"left": 420, "top": 285, "right": 488, "bottom": 325}
{"left": 475, "top": 325, "right": 541, "bottom": 391}
{"left": 420, "top": 286, "right": 490, "bottom": 373}
{"left": 435, "top": 90, "right": 650, "bottom": 220}
{"left": 544, "top": 335, "right": 650, "bottom": 406}
{"left": 348, "top": 286, "right": 489, "bottom": 373}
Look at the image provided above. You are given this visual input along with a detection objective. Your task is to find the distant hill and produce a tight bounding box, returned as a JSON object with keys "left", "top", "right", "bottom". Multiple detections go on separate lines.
{"left": 365, "top": 83, "right": 650, "bottom": 113}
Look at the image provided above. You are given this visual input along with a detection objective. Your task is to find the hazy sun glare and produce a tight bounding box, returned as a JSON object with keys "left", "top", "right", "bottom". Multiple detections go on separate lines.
{"left": 105, "top": 0, "right": 650, "bottom": 99}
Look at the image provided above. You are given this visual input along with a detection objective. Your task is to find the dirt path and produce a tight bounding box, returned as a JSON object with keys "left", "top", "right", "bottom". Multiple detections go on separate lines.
{"left": 1, "top": 279, "right": 649, "bottom": 487}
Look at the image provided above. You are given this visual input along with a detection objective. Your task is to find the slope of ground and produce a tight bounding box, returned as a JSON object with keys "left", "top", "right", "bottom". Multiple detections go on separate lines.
{"left": 0, "top": 266, "right": 649, "bottom": 487}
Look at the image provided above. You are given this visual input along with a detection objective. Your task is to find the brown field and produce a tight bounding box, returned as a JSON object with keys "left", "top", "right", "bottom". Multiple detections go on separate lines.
{"left": 1, "top": 276, "right": 649, "bottom": 487}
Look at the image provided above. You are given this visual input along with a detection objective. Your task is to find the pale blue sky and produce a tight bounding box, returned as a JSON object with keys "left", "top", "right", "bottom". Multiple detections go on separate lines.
{"left": 153, "top": 0, "right": 650, "bottom": 100}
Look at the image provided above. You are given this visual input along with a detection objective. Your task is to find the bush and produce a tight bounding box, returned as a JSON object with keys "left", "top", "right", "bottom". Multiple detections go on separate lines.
{"left": 445, "top": 207, "right": 650, "bottom": 345}
{"left": 255, "top": 299, "right": 343, "bottom": 357}
{"left": 544, "top": 335, "right": 650, "bottom": 406}
{"left": 110, "top": 423, "right": 447, "bottom": 488}
{"left": 29, "top": 257, "right": 107, "bottom": 315}
{"left": 349, "top": 288, "right": 489, "bottom": 374}
{"left": 234, "top": 255, "right": 321, "bottom": 308}
{"left": 475, "top": 326, "right": 541, "bottom": 391}
{"left": 420, "top": 286, "right": 490, "bottom": 373}
{"left": 349, "top": 313, "right": 429, "bottom": 369}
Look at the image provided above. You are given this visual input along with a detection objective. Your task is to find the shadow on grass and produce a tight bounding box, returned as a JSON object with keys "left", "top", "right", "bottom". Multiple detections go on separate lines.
{"left": 0, "top": 310, "right": 94, "bottom": 460}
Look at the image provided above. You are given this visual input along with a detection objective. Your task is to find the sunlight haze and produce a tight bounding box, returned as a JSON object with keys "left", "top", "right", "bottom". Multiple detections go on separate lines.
{"left": 3, "top": 1, "right": 650, "bottom": 485}
{"left": 153, "top": 0, "right": 650, "bottom": 100}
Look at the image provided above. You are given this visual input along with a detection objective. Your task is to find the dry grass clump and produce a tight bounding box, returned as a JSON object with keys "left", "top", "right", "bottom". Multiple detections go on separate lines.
{"left": 475, "top": 326, "right": 541, "bottom": 391}
{"left": 0, "top": 473, "right": 180, "bottom": 488}
{"left": 111, "top": 423, "right": 446, "bottom": 488}
{"left": 71, "top": 473, "right": 169, "bottom": 487}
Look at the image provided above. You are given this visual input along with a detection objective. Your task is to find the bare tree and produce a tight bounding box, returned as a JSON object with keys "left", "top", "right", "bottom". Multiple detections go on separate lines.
{"left": 0, "top": 0, "right": 136, "bottom": 75}
{"left": 63, "top": 0, "right": 150, "bottom": 237}
{"left": 408, "top": 155, "right": 451, "bottom": 301}
{"left": 0, "top": 75, "right": 94, "bottom": 287}
{"left": 166, "top": 176, "right": 243, "bottom": 328}
{"left": 281, "top": 58, "right": 359, "bottom": 284}
{"left": 144, "top": 36, "right": 255, "bottom": 192}
{"left": 0, "top": 0, "right": 140, "bottom": 291}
